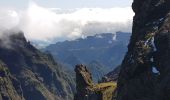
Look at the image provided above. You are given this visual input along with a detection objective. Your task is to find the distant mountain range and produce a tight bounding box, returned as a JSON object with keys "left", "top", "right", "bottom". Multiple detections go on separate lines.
{"left": 44, "top": 32, "right": 131, "bottom": 76}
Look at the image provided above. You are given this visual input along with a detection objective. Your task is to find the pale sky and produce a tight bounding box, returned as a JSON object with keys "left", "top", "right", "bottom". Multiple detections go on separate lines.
{"left": 0, "top": 0, "right": 133, "bottom": 9}
{"left": 0, "top": 0, "right": 134, "bottom": 47}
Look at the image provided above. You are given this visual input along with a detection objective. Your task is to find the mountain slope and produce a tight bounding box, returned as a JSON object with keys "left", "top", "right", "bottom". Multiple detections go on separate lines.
{"left": 87, "top": 60, "right": 107, "bottom": 82}
{"left": 0, "top": 32, "right": 75, "bottom": 100}
{"left": 0, "top": 60, "right": 24, "bottom": 100}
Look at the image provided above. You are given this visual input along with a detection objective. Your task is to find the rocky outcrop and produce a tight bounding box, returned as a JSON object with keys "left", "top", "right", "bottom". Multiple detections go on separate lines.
{"left": 74, "top": 64, "right": 117, "bottom": 100}
{"left": 0, "top": 32, "right": 75, "bottom": 100}
{"left": 118, "top": 0, "right": 170, "bottom": 100}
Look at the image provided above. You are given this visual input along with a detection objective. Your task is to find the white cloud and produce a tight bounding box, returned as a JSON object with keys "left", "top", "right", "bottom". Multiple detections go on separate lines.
{"left": 0, "top": 2, "right": 134, "bottom": 46}
{"left": 0, "top": 8, "right": 19, "bottom": 32}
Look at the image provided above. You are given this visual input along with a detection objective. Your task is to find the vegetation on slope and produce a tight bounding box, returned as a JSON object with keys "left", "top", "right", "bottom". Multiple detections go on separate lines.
{"left": 74, "top": 64, "right": 117, "bottom": 100}
{"left": 0, "top": 32, "right": 75, "bottom": 100}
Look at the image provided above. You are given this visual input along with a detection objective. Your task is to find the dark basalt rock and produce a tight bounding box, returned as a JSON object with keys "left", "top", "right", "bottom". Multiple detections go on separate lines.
{"left": 117, "top": 0, "right": 170, "bottom": 100}
{"left": 74, "top": 64, "right": 117, "bottom": 100}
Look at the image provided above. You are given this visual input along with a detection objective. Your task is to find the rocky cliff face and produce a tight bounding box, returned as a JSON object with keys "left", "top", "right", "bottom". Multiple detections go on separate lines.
{"left": 0, "top": 32, "right": 75, "bottom": 100}
{"left": 74, "top": 64, "right": 117, "bottom": 100}
{"left": 118, "top": 0, "right": 170, "bottom": 100}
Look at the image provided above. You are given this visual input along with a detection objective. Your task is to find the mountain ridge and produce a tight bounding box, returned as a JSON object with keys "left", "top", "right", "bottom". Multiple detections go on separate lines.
{"left": 0, "top": 32, "right": 75, "bottom": 100}
{"left": 44, "top": 32, "right": 131, "bottom": 72}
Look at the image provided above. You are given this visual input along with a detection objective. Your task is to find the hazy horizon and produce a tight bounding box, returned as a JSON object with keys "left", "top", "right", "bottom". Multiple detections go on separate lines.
{"left": 0, "top": 0, "right": 134, "bottom": 47}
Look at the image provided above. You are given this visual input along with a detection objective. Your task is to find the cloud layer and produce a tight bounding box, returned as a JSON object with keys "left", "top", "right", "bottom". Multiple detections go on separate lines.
{"left": 0, "top": 2, "right": 134, "bottom": 46}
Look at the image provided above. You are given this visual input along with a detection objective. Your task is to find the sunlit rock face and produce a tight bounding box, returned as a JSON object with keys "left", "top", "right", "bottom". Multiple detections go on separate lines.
{"left": 117, "top": 0, "right": 170, "bottom": 100}
{"left": 74, "top": 64, "right": 117, "bottom": 100}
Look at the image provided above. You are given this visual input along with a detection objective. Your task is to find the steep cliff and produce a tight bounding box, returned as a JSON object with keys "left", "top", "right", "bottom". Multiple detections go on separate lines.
{"left": 0, "top": 32, "right": 75, "bottom": 100}
{"left": 74, "top": 64, "right": 117, "bottom": 100}
{"left": 118, "top": 0, "right": 170, "bottom": 100}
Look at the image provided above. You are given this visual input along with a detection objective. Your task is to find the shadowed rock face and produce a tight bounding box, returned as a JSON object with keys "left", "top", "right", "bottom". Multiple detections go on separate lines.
{"left": 118, "top": 0, "right": 170, "bottom": 100}
{"left": 0, "top": 60, "right": 24, "bottom": 100}
{"left": 0, "top": 32, "right": 75, "bottom": 100}
{"left": 74, "top": 64, "right": 117, "bottom": 100}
